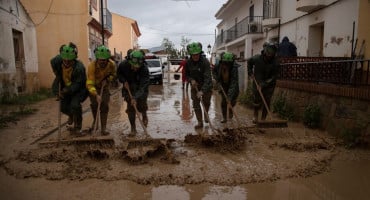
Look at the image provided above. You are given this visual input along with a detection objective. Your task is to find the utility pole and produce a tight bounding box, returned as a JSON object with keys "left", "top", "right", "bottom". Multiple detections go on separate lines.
{"left": 100, "top": 0, "right": 105, "bottom": 45}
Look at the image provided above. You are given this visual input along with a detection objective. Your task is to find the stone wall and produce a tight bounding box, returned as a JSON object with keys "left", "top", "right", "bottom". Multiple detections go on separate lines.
{"left": 274, "top": 86, "right": 370, "bottom": 144}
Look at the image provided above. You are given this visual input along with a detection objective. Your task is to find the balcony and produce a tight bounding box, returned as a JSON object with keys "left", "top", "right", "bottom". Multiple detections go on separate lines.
{"left": 296, "top": 0, "right": 326, "bottom": 13}
{"left": 103, "top": 8, "right": 112, "bottom": 33}
{"left": 215, "top": 16, "right": 263, "bottom": 48}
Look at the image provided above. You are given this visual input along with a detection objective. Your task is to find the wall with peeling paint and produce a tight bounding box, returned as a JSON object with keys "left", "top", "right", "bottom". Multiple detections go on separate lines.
{"left": 279, "top": 0, "right": 359, "bottom": 57}
{"left": 0, "top": 0, "right": 38, "bottom": 97}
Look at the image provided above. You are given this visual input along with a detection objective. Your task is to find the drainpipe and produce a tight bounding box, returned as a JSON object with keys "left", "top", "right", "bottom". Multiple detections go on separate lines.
{"left": 351, "top": 21, "right": 355, "bottom": 58}
{"left": 101, "top": 0, "right": 105, "bottom": 45}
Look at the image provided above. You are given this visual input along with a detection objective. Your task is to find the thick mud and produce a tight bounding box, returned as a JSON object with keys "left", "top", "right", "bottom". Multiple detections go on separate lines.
{"left": 0, "top": 77, "right": 359, "bottom": 197}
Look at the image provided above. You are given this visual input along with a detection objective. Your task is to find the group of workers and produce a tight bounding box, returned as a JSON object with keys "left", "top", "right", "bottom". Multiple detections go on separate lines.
{"left": 51, "top": 37, "right": 287, "bottom": 136}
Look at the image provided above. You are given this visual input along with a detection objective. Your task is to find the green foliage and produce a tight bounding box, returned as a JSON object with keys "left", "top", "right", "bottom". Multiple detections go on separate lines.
{"left": 303, "top": 103, "right": 321, "bottom": 128}
{"left": 238, "top": 82, "right": 254, "bottom": 108}
{"left": 271, "top": 93, "right": 295, "bottom": 120}
{"left": 0, "top": 89, "right": 49, "bottom": 129}
{"left": 0, "top": 88, "right": 53, "bottom": 105}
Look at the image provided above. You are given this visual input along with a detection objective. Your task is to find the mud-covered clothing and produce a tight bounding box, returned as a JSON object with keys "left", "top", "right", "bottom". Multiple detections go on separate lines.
{"left": 117, "top": 60, "right": 150, "bottom": 114}
{"left": 86, "top": 60, "right": 116, "bottom": 96}
{"left": 247, "top": 54, "right": 279, "bottom": 111}
{"left": 185, "top": 57, "right": 213, "bottom": 93}
{"left": 185, "top": 56, "right": 213, "bottom": 123}
{"left": 50, "top": 55, "right": 88, "bottom": 130}
{"left": 86, "top": 60, "right": 116, "bottom": 132}
{"left": 213, "top": 62, "right": 240, "bottom": 119}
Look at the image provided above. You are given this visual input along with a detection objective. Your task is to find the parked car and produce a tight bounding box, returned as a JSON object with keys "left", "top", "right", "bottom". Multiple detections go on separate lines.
{"left": 146, "top": 58, "right": 164, "bottom": 85}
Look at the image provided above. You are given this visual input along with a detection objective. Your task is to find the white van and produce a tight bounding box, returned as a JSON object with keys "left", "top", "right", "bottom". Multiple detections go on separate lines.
{"left": 145, "top": 58, "right": 163, "bottom": 85}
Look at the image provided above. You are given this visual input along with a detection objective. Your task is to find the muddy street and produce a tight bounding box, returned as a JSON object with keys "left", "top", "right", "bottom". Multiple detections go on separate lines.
{"left": 1, "top": 73, "right": 370, "bottom": 199}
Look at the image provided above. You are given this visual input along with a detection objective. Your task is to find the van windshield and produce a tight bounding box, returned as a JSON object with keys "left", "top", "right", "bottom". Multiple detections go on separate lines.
{"left": 146, "top": 60, "right": 161, "bottom": 68}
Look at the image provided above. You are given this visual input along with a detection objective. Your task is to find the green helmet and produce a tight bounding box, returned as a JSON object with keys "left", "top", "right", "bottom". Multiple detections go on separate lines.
{"left": 187, "top": 42, "right": 202, "bottom": 55}
{"left": 129, "top": 50, "right": 144, "bottom": 68}
{"left": 221, "top": 52, "right": 234, "bottom": 62}
{"left": 60, "top": 45, "right": 77, "bottom": 60}
{"left": 94, "top": 45, "right": 111, "bottom": 59}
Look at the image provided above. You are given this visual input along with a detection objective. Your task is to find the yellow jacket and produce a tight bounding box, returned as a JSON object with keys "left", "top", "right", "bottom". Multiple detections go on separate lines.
{"left": 86, "top": 59, "right": 116, "bottom": 96}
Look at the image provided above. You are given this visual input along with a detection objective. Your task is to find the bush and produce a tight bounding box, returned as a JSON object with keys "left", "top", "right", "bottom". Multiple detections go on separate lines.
{"left": 303, "top": 103, "right": 321, "bottom": 128}
{"left": 272, "top": 93, "right": 294, "bottom": 120}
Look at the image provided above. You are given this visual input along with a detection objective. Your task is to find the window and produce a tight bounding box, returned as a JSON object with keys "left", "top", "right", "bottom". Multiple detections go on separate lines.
{"left": 249, "top": 5, "right": 254, "bottom": 22}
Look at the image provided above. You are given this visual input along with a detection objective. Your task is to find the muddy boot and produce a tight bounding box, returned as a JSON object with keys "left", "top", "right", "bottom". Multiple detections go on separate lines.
{"left": 261, "top": 108, "right": 268, "bottom": 121}
{"left": 194, "top": 109, "right": 203, "bottom": 129}
{"left": 182, "top": 83, "right": 185, "bottom": 89}
{"left": 90, "top": 106, "right": 98, "bottom": 132}
{"left": 72, "top": 114, "right": 84, "bottom": 136}
{"left": 128, "top": 112, "right": 136, "bottom": 136}
{"left": 142, "top": 112, "right": 148, "bottom": 127}
{"left": 221, "top": 105, "right": 227, "bottom": 123}
{"left": 252, "top": 108, "right": 259, "bottom": 124}
{"left": 67, "top": 115, "right": 73, "bottom": 125}
{"left": 100, "top": 113, "right": 109, "bottom": 136}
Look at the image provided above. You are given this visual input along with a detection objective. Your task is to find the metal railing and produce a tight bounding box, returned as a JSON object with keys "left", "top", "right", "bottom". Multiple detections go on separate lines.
{"left": 280, "top": 59, "right": 370, "bottom": 86}
{"left": 215, "top": 16, "right": 263, "bottom": 47}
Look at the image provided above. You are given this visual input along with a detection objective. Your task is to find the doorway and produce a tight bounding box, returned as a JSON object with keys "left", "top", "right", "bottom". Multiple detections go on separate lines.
{"left": 308, "top": 22, "right": 324, "bottom": 56}
{"left": 13, "top": 29, "right": 26, "bottom": 93}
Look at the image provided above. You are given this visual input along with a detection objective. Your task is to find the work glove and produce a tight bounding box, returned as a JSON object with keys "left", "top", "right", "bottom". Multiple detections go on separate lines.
{"left": 259, "top": 81, "right": 268, "bottom": 89}
{"left": 196, "top": 91, "right": 203, "bottom": 99}
{"left": 107, "top": 74, "right": 115, "bottom": 82}
{"left": 96, "top": 94, "right": 102, "bottom": 104}
{"left": 124, "top": 82, "right": 130, "bottom": 90}
{"left": 191, "top": 80, "right": 197, "bottom": 86}
{"left": 131, "top": 98, "right": 137, "bottom": 107}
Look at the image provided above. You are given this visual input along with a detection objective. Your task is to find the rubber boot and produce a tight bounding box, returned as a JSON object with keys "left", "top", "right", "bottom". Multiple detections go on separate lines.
{"left": 90, "top": 105, "right": 98, "bottom": 131}
{"left": 253, "top": 108, "right": 259, "bottom": 124}
{"left": 67, "top": 114, "right": 73, "bottom": 125}
{"left": 72, "top": 114, "right": 83, "bottom": 136}
{"left": 142, "top": 112, "right": 148, "bottom": 127}
{"left": 128, "top": 112, "right": 137, "bottom": 136}
{"left": 100, "top": 112, "right": 109, "bottom": 135}
{"left": 221, "top": 105, "right": 227, "bottom": 123}
{"left": 194, "top": 109, "right": 203, "bottom": 129}
{"left": 261, "top": 108, "right": 268, "bottom": 121}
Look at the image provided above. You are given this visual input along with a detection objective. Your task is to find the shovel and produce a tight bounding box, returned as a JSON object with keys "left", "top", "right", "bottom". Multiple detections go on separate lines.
{"left": 252, "top": 77, "right": 288, "bottom": 128}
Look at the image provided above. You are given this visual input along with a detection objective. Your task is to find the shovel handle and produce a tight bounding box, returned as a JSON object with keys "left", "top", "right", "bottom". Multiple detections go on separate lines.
{"left": 218, "top": 84, "right": 241, "bottom": 126}
{"left": 195, "top": 87, "right": 216, "bottom": 132}
{"left": 126, "top": 85, "right": 148, "bottom": 134}
{"left": 93, "top": 80, "right": 106, "bottom": 135}
{"left": 252, "top": 77, "right": 273, "bottom": 118}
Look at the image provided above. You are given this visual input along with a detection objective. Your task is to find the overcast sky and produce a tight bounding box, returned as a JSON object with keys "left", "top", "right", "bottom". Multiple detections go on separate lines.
{"left": 108, "top": 0, "right": 227, "bottom": 50}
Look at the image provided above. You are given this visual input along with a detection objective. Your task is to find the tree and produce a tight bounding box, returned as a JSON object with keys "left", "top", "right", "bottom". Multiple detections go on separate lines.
{"left": 162, "top": 38, "right": 177, "bottom": 58}
{"left": 180, "top": 36, "right": 191, "bottom": 58}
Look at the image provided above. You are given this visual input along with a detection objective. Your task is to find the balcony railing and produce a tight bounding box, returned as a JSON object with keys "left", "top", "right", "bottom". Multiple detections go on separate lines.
{"left": 103, "top": 8, "right": 112, "bottom": 33}
{"left": 215, "top": 16, "right": 263, "bottom": 47}
{"left": 280, "top": 58, "right": 370, "bottom": 86}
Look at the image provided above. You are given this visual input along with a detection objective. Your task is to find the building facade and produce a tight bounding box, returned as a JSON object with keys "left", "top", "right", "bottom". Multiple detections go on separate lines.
{"left": 20, "top": 0, "right": 112, "bottom": 88}
{"left": 109, "top": 13, "right": 141, "bottom": 62}
{"left": 0, "top": 0, "right": 39, "bottom": 96}
{"left": 214, "top": 0, "right": 366, "bottom": 90}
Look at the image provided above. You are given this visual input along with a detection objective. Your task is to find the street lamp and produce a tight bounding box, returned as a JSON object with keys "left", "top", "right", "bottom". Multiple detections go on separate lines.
{"left": 207, "top": 44, "right": 211, "bottom": 55}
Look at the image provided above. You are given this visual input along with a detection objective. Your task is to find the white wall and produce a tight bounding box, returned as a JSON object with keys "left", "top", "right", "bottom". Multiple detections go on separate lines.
{"left": 0, "top": 0, "right": 38, "bottom": 95}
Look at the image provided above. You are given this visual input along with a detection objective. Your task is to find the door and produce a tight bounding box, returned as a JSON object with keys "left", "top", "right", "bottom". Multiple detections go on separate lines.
{"left": 13, "top": 29, "right": 26, "bottom": 93}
